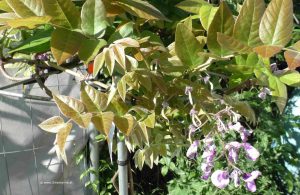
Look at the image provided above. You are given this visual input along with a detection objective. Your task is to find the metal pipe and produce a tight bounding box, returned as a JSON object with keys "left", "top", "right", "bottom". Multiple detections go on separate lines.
{"left": 0, "top": 90, "right": 52, "bottom": 101}
{"left": 117, "top": 132, "right": 128, "bottom": 195}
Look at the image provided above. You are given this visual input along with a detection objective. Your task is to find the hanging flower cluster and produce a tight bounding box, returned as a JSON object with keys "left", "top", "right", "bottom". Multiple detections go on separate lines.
{"left": 185, "top": 87, "right": 261, "bottom": 192}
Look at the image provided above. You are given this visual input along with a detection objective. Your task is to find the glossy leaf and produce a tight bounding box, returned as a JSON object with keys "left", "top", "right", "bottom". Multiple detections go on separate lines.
{"left": 217, "top": 33, "right": 253, "bottom": 54}
{"left": 176, "top": 0, "right": 208, "bottom": 14}
{"left": 42, "top": 0, "right": 80, "bottom": 29}
{"left": 143, "top": 112, "right": 155, "bottom": 128}
{"left": 80, "top": 83, "right": 108, "bottom": 112}
{"left": 253, "top": 45, "right": 282, "bottom": 58}
{"left": 78, "top": 39, "right": 106, "bottom": 65}
{"left": 259, "top": 0, "right": 293, "bottom": 47}
{"left": 51, "top": 28, "right": 83, "bottom": 65}
{"left": 55, "top": 122, "right": 72, "bottom": 164}
{"left": 284, "top": 50, "right": 300, "bottom": 70}
{"left": 294, "top": 41, "right": 300, "bottom": 51}
{"left": 6, "top": 0, "right": 44, "bottom": 17}
{"left": 175, "top": 23, "right": 206, "bottom": 68}
{"left": 114, "top": 114, "right": 136, "bottom": 136}
{"left": 114, "top": 37, "right": 140, "bottom": 48}
{"left": 112, "top": 44, "right": 126, "bottom": 68}
{"left": 207, "top": 2, "right": 235, "bottom": 56}
{"left": 279, "top": 70, "right": 300, "bottom": 87}
{"left": 93, "top": 51, "right": 106, "bottom": 77}
{"left": 38, "top": 116, "right": 65, "bottom": 133}
{"left": 81, "top": 0, "right": 107, "bottom": 36}
{"left": 0, "top": 1, "right": 13, "bottom": 12}
{"left": 199, "top": 5, "right": 217, "bottom": 31}
{"left": 268, "top": 75, "right": 287, "bottom": 113}
{"left": 53, "top": 93, "right": 92, "bottom": 128}
{"left": 233, "top": 0, "right": 265, "bottom": 47}
{"left": 117, "top": 77, "right": 127, "bottom": 102}
{"left": 5, "top": 15, "right": 51, "bottom": 29}
{"left": 115, "top": 0, "right": 168, "bottom": 21}
{"left": 93, "top": 112, "right": 114, "bottom": 136}
{"left": 105, "top": 47, "right": 115, "bottom": 75}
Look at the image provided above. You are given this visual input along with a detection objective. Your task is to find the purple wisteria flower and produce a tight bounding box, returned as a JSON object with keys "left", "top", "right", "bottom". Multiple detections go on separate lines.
{"left": 188, "top": 124, "right": 197, "bottom": 137}
{"left": 200, "top": 137, "right": 216, "bottom": 180}
{"left": 185, "top": 86, "right": 193, "bottom": 95}
{"left": 186, "top": 140, "right": 200, "bottom": 159}
{"left": 225, "top": 142, "right": 241, "bottom": 164}
{"left": 228, "top": 122, "right": 252, "bottom": 142}
{"left": 230, "top": 169, "right": 241, "bottom": 187}
{"left": 243, "top": 170, "right": 261, "bottom": 192}
{"left": 258, "top": 87, "right": 271, "bottom": 100}
{"left": 242, "top": 143, "right": 260, "bottom": 161}
{"left": 211, "top": 170, "right": 230, "bottom": 189}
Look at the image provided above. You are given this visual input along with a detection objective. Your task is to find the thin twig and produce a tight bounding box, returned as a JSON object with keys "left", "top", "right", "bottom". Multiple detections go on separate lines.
{"left": 111, "top": 170, "right": 119, "bottom": 194}
{"left": 0, "top": 59, "right": 30, "bottom": 81}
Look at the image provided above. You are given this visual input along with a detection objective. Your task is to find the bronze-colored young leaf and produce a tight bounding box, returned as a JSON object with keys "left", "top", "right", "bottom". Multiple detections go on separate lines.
{"left": 38, "top": 116, "right": 65, "bottom": 133}
{"left": 259, "top": 0, "right": 293, "bottom": 47}
{"left": 268, "top": 75, "right": 287, "bottom": 113}
{"left": 175, "top": 23, "right": 206, "bottom": 68}
{"left": 51, "top": 28, "right": 84, "bottom": 65}
{"left": 53, "top": 93, "right": 92, "bottom": 128}
{"left": 284, "top": 50, "right": 300, "bottom": 70}
{"left": 176, "top": 0, "right": 208, "bottom": 14}
{"left": 199, "top": 4, "right": 218, "bottom": 31}
{"left": 105, "top": 47, "right": 115, "bottom": 75}
{"left": 6, "top": 0, "right": 44, "bottom": 17}
{"left": 115, "top": 0, "right": 168, "bottom": 21}
{"left": 207, "top": 1, "right": 235, "bottom": 57}
{"left": 233, "top": 0, "right": 265, "bottom": 47}
{"left": 80, "top": 83, "right": 108, "bottom": 112}
{"left": 92, "top": 112, "right": 114, "bottom": 136}
{"left": 5, "top": 15, "right": 51, "bottom": 29}
{"left": 93, "top": 50, "right": 106, "bottom": 77}
{"left": 117, "top": 77, "right": 127, "bottom": 102}
{"left": 114, "top": 37, "right": 140, "bottom": 48}
{"left": 78, "top": 39, "right": 107, "bottom": 65}
{"left": 81, "top": 0, "right": 107, "bottom": 36}
{"left": 55, "top": 122, "right": 72, "bottom": 164}
{"left": 253, "top": 45, "right": 282, "bottom": 58}
{"left": 42, "top": 0, "right": 80, "bottom": 29}
{"left": 114, "top": 114, "right": 136, "bottom": 136}
{"left": 112, "top": 44, "right": 126, "bottom": 68}
{"left": 217, "top": 33, "right": 253, "bottom": 54}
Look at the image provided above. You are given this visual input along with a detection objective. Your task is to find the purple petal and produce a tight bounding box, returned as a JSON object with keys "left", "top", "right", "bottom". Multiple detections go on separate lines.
{"left": 240, "top": 129, "right": 252, "bottom": 142}
{"left": 228, "top": 122, "right": 244, "bottom": 132}
{"left": 186, "top": 140, "right": 199, "bottom": 159}
{"left": 246, "top": 181, "right": 257, "bottom": 192}
{"left": 230, "top": 170, "right": 240, "bottom": 187}
{"left": 243, "top": 143, "right": 260, "bottom": 161}
{"left": 211, "top": 170, "right": 230, "bottom": 189}
{"left": 228, "top": 148, "right": 239, "bottom": 164}
{"left": 243, "top": 170, "right": 261, "bottom": 182}
{"left": 225, "top": 141, "right": 241, "bottom": 149}
{"left": 201, "top": 171, "right": 211, "bottom": 180}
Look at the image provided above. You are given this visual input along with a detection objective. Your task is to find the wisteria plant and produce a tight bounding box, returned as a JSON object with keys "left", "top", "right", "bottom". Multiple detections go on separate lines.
{"left": 0, "top": 0, "right": 299, "bottom": 193}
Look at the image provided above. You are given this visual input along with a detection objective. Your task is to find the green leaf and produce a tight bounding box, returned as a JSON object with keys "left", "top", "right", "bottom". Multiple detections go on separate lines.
{"left": 42, "top": 0, "right": 81, "bottom": 29}
{"left": 143, "top": 112, "right": 155, "bottom": 128}
{"left": 105, "top": 47, "right": 115, "bottom": 75}
{"left": 268, "top": 75, "right": 287, "bottom": 113}
{"left": 233, "top": 0, "right": 265, "bottom": 47}
{"left": 207, "top": 1, "right": 235, "bottom": 56}
{"left": 53, "top": 93, "right": 92, "bottom": 128}
{"left": 78, "top": 39, "right": 106, "bottom": 65}
{"left": 259, "top": 0, "right": 293, "bottom": 47}
{"left": 0, "top": 1, "right": 13, "bottom": 12}
{"left": 284, "top": 50, "right": 300, "bottom": 70}
{"left": 176, "top": 0, "right": 208, "bottom": 14}
{"left": 81, "top": 0, "right": 107, "bottom": 36}
{"left": 38, "top": 116, "right": 65, "bottom": 133}
{"left": 51, "top": 28, "right": 84, "bottom": 65}
{"left": 199, "top": 4, "right": 217, "bottom": 31}
{"left": 9, "top": 28, "right": 52, "bottom": 54}
{"left": 115, "top": 0, "right": 168, "bottom": 21}
{"left": 55, "top": 122, "right": 73, "bottom": 164}
{"left": 6, "top": 0, "right": 44, "bottom": 17}
{"left": 112, "top": 43, "right": 126, "bottom": 68}
{"left": 5, "top": 15, "right": 51, "bottom": 29}
{"left": 175, "top": 23, "right": 206, "bottom": 68}
{"left": 217, "top": 33, "right": 253, "bottom": 54}
{"left": 278, "top": 70, "right": 300, "bottom": 87}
